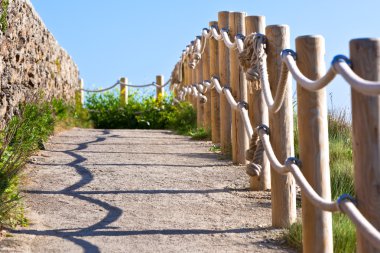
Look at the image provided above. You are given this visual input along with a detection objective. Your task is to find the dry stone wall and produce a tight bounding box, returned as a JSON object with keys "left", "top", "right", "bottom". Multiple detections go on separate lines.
{"left": 0, "top": 0, "right": 79, "bottom": 124}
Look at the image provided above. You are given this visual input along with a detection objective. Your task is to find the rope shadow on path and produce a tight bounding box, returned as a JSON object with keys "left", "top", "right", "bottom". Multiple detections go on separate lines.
{"left": 14, "top": 129, "right": 259, "bottom": 253}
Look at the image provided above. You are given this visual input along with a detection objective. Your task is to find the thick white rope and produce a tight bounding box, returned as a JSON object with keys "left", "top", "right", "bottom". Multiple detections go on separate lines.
{"left": 177, "top": 26, "right": 380, "bottom": 249}
{"left": 81, "top": 81, "right": 120, "bottom": 93}
{"left": 339, "top": 200, "right": 380, "bottom": 249}
{"left": 224, "top": 88, "right": 238, "bottom": 110}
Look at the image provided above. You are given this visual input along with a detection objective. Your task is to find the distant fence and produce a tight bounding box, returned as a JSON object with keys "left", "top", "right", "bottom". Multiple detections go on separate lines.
{"left": 170, "top": 11, "right": 380, "bottom": 253}
{"left": 75, "top": 75, "right": 172, "bottom": 109}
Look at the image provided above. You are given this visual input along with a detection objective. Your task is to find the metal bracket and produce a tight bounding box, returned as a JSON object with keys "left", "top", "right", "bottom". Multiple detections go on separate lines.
{"left": 281, "top": 49, "right": 297, "bottom": 60}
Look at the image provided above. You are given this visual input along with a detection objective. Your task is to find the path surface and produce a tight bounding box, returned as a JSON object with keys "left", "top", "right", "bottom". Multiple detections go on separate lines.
{"left": 0, "top": 128, "right": 294, "bottom": 253}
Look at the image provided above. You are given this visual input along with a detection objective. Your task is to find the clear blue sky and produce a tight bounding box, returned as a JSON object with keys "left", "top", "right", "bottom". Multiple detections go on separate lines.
{"left": 31, "top": 0, "right": 380, "bottom": 109}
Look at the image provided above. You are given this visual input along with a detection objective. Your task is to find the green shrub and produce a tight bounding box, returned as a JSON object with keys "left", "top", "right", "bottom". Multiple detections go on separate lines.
{"left": 0, "top": 100, "right": 54, "bottom": 228}
{"left": 85, "top": 90, "right": 197, "bottom": 132}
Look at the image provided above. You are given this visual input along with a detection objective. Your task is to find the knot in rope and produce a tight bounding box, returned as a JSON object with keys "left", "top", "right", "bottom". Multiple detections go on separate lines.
{"left": 246, "top": 131, "right": 265, "bottom": 177}
{"left": 238, "top": 33, "right": 267, "bottom": 92}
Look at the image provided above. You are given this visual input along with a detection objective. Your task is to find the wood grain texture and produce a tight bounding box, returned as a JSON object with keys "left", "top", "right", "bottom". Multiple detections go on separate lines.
{"left": 196, "top": 58, "right": 204, "bottom": 128}
{"left": 209, "top": 21, "right": 221, "bottom": 144}
{"left": 202, "top": 34, "right": 211, "bottom": 131}
{"left": 120, "top": 77, "right": 128, "bottom": 106}
{"left": 229, "top": 12, "right": 248, "bottom": 164}
{"left": 266, "top": 25, "right": 296, "bottom": 228}
{"left": 156, "top": 75, "right": 164, "bottom": 99}
{"left": 350, "top": 38, "right": 380, "bottom": 253}
{"left": 218, "top": 11, "right": 232, "bottom": 155}
{"left": 296, "top": 35, "right": 333, "bottom": 253}
{"left": 245, "top": 16, "right": 270, "bottom": 190}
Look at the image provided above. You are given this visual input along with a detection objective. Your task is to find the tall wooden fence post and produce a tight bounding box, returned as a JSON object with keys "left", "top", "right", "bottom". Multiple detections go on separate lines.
{"left": 156, "top": 75, "right": 164, "bottom": 99}
{"left": 209, "top": 21, "right": 220, "bottom": 144}
{"left": 202, "top": 34, "right": 211, "bottom": 132}
{"left": 75, "top": 78, "right": 84, "bottom": 112}
{"left": 229, "top": 12, "right": 248, "bottom": 164}
{"left": 350, "top": 38, "right": 380, "bottom": 253}
{"left": 266, "top": 25, "right": 296, "bottom": 228}
{"left": 296, "top": 35, "right": 333, "bottom": 253}
{"left": 246, "top": 16, "right": 271, "bottom": 190}
{"left": 218, "top": 11, "right": 232, "bottom": 155}
{"left": 196, "top": 50, "right": 204, "bottom": 128}
{"left": 120, "top": 77, "right": 128, "bottom": 106}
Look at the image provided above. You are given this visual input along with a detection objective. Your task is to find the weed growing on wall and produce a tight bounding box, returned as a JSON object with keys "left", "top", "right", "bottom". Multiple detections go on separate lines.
{"left": 0, "top": 0, "right": 9, "bottom": 33}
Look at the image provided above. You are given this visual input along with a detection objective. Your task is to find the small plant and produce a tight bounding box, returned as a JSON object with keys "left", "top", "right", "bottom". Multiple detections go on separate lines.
{"left": 0, "top": 98, "right": 54, "bottom": 228}
{"left": 188, "top": 128, "right": 211, "bottom": 140}
{"left": 0, "top": 0, "right": 9, "bottom": 33}
{"left": 209, "top": 144, "right": 221, "bottom": 153}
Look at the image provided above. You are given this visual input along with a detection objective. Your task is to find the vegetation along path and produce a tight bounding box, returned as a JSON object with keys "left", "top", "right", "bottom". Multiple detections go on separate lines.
{"left": 1, "top": 128, "right": 294, "bottom": 253}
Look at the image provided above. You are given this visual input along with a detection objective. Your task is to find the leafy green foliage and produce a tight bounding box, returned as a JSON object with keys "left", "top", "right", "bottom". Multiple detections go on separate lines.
{"left": 85, "top": 90, "right": 196, "bottom": 132}
{"left": 0, "top": 97, "right": 90, "bottom": 228}
{"left": 0, "top": 0, "right": 9, "bottom": 33}
{"left": 0, "top": 100, "right": 54, "bottom": 228}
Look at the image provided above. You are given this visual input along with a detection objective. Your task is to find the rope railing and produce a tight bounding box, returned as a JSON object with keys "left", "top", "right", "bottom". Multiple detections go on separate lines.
{"left": 172, "top": 16, "right": 380, "bottom": 252}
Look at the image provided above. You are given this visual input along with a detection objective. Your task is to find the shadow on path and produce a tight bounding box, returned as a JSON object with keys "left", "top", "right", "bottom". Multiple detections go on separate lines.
{"left": 13, "top": 129, "right": 255, "bottom": 253}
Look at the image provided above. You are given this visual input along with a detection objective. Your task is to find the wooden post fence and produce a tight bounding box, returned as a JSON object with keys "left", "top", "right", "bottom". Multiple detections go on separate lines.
{"left": 120, "top": 77, "right": 128, "bottom": 106}
{"left": 350, "top": 38, "right": 380, "bottom": 253}
{"left": 209, "top": 21, "right": 220, "bottom": 144}
{"left": 202, "top": 33, "right": 212, "bottom": 132}
{"left": 196, "top": 48, "right": 204, "bottom": 128}
{"left": 266, "top": 25, "right": 296, "bottom": 228}
{"left": 156, "top": 75, "right": 164, "bottom": 99}
{"left": 230, "top": 12, "right": 248, "bottom": 165}
{"left": 246, "top": 16, "right": 271, "bottom": 190}
{"left": 296, "top": 35, "right": 333, "bottom": 253}
{"left": 170, "top": 11, "right": 380, "bottom": 252}
{"left": 218, "top": 11, "right": 232, "bottom": 155}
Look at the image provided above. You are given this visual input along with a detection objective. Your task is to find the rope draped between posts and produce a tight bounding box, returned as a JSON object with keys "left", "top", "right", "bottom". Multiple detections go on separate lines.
{"left": 172, "top": 25, "right": 380, "bottom": 249}
{"left": 80, "top": 78, "right": 172, "bottom": 93}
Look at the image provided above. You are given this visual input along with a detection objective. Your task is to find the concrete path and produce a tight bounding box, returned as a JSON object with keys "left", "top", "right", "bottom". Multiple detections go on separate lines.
{"left": 0, "top": 128, "right": 294, "bottom": 253}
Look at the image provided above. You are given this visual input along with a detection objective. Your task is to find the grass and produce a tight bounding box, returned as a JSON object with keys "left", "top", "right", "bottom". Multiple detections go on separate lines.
{"left": 0, "top": 97, "right": 91, "bottom": 229}
{"left": 188, "top": 128, "right": 211, "bottom": 140}
{"left": 286, "top": 108, "right": 356, "bottom": 252}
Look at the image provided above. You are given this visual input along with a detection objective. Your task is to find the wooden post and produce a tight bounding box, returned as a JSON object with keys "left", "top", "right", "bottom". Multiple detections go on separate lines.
{"left": 266, "top": 25, "right": 296, "bottom": 228}
{"left": 191, "top": 62, "right": 197, "bottom": 109}
{"left": 185, "top": 57, "right": 191, "bottom": 103}
{"left": 75, "top": 78, "right": 84, "bottom": 112}
{"left": 120, "top": 77, "right": 128, "bottom": 106}
{"left": 296, "top": 35, "right": 333, "bottom": 253}
{"left": 202, "top": 34, "right": 211, "bottom": 132}
{"left": 229, "top": 12, "right": 248, "bottom": 165}
{"left": 156, "top": 75, "right": 164, "bottom": 99}
{"left": 246, "top": 16, "right": 270, "bottom": 190}
{"left": 209, "top": 21, "right": 220, "bottom": 144}
{"left": 218, "top": 11, "right": 232, "bottom": 155}
{"left": 196, "top": 54, "right": 204, "bottom": 128}
{"left": 350, "top": 38, "right": 380, "bottom": 253}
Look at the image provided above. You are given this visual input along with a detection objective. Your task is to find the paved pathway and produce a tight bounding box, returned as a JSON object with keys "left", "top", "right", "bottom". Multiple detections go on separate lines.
{"left": 0, "top": 128, "right": 294, "bottom": 253}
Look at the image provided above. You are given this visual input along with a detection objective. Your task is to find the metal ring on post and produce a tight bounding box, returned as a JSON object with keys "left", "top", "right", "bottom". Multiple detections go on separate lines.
{"left": 236, "top": 33, "right": 246, "bottom": 41}
{"left": 257, "top": 124, "right": 270, "bottom": 135}
{"left": 238, "top": 101, "right": 249, "bottom": 110}
{"left": 281, "top": 49, "right": 297, "bottom": 60}
{"left": 285, "top": 157, "right": 302, "bottom": 168}
{"left": 337, "top": 194, "right": 357, "bottom": 205}
{"left": 222, "top": 86, "right": 231, "bottom": 94}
